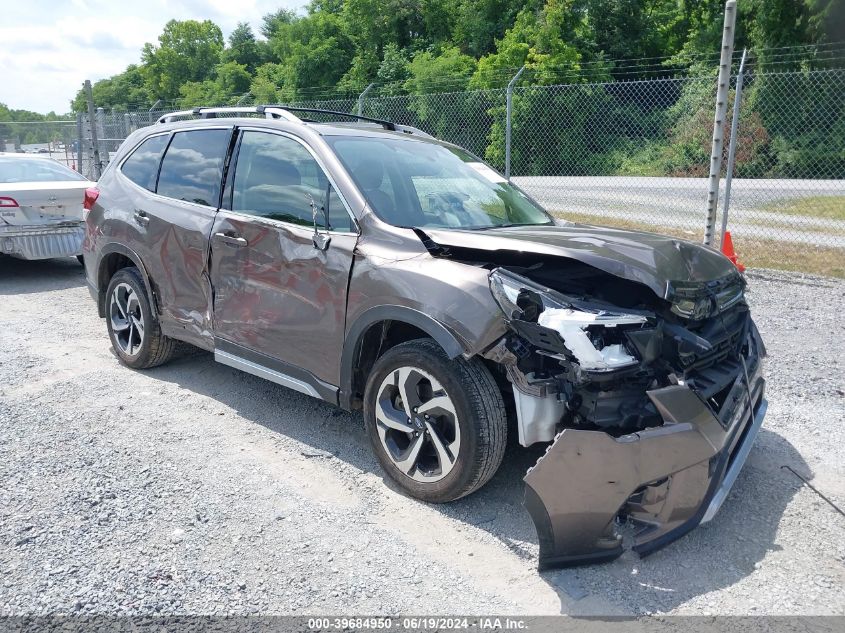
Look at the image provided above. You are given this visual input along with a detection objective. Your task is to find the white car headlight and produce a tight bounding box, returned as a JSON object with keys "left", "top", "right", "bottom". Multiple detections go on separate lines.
{"left": 489, "top": 269, "right": 648, "bottom": 372}
{"left": 536, "top": 308, "right": 646, "bottom": 371}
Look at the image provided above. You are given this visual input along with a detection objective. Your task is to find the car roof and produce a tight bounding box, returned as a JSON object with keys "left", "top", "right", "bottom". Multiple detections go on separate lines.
{"left": 148, "top": 107, "right": 439, "bottom": 143}
{"left": 0, "top": 152, "right": 59, "bottom": 160}
{"left": 148, "top": 117, "right": 449, "bottom": 151}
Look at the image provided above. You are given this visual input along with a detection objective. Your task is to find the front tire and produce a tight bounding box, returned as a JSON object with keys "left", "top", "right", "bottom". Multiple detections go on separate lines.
{"left": 363, "top": 339, "right": 507, "bottom": 503}
{"left": 105, "top": 267, "right": 175, "bottom": 369}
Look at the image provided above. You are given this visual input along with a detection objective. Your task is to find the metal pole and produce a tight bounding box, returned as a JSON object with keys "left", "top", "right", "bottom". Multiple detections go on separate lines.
{"left": 83, "top": 80, "right": 102, "bottom": 179}
{"left": 75, "top": 113, "right": 84, "bottom": 175}
{"left": 505, "top": 65, "right": 526, "bottom": 180}
{"left": 236, "top": 92, "right": 252, "bottom": 106}
{"left": 720, "top": 48, "right": 747, "bottom": 246}
{"left": 357, "top": 83, "right": 375, "bottom": 116}
{"left": 96, "top": 107, "right": 106, "bottom": 171}
{"left": 703, "top": 0, "right": 737, "bottom": 246}
{"left": 149, "top": 99, "right": 162, "bottom": 126}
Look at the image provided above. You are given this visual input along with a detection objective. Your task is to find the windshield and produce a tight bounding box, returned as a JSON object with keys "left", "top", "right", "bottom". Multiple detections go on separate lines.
{"left": 0, "top": 157, "right": 87, "bottom": 183}
{"left": 326, "top": 136, "right": 552, "bottom": 229}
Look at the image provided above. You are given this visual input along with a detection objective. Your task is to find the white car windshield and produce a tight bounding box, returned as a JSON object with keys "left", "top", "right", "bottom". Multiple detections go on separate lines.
{"left": 0, "top": 157, "right": 87, "bottom": 183}
{"left": 326, "top": 136, "right": 552, "bottom": 230}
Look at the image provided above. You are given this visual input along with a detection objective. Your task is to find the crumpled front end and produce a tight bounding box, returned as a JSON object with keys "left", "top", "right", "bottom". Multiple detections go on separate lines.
{"left": 0, "top": 223, "right": 85, "bottom": 259}
{"left": 525, "top": 340, "right": 765, "bottom": 568}
{"left": 482, "top": 266, "right": 767, "bottom": 568}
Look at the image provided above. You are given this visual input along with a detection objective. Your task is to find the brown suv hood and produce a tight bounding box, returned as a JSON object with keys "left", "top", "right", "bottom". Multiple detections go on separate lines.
{"left": 420, "top": 223, "right": 738, "bottom": 299}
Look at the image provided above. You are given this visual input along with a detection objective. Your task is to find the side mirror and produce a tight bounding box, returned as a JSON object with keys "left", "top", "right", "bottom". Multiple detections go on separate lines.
{"left": 306, "top": 192, "right": 331, "bottom": 251}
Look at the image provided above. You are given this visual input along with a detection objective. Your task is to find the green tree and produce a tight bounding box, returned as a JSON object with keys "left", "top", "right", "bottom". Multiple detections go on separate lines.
{"left": 407, "top": 47, "right": 478, "bottom": 93}
{"left": 342, "top": 0, "right": 450, "bottom": 57}
{"left": 337, "top": 51, "right": 381, "bottom": 94}
{"left": 261, "top": 8, "right": 297, "bottom": 39}
{"left": 452, "top": 0, "right": 529, "bottom": 58}
{"left": 468, "top": 0, "right": 610, "bottom": 172}
{"left": 376, "top": 43, "right": 410, "bottom": 95}
{"left": 250, "top": 63, "right": 294, "bottom": 103}
{"left": 71, "top": 65, "right": 148, "bottom": 111}
{"left": 141, "top": 20, "right": 225, "bottom": 101}
{"left": 223, "top": 22, "right": 264, "bottom": 73}
{"left": 402, "top": 48, "right": 491, "bottom": 157}
{"left": 267, "top": 12, "right": 356, "bottom": 99}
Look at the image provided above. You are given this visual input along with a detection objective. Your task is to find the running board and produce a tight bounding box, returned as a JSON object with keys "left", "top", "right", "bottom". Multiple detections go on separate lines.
{"left": 214, "top": 349, "right": 321, "bottom": 399}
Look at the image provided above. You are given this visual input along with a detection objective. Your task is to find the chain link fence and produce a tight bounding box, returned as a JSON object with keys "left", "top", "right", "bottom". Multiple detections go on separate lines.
{"left": 75, "top": 62, "right": 845, "bottom": 276}
{"left": 1, "top": 120, "right": 80, "bottom": 168}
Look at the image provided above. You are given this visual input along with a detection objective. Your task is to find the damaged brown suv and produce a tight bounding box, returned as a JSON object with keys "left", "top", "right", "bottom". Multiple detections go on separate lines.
{"left": 83, "top": 106, "right": 767, "bottom": 569}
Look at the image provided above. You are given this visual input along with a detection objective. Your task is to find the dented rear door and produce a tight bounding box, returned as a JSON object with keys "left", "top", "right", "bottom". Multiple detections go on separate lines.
{"left": 141, "top": 127, "right": 234, "bottom": 347}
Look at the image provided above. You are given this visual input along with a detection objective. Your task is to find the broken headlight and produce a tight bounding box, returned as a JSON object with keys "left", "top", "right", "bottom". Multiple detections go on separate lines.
{"left": 668, "top": 276, "right": 745, "bottom": 320}
{"left": 489, "top": 269, "right": 648, "bottom": 372}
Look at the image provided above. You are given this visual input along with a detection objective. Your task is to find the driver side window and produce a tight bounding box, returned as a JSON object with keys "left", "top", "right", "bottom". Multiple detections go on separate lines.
{"left": 231, "top": 131, "right": 351, "bottom": 232}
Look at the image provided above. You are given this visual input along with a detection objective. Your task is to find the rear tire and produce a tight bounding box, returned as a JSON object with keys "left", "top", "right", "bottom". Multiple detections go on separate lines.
{"left": 105, "top": 267, "right": 175, "bottom": 369}
{"left": 363, "top": 338, "right": 507, "bottom": 502}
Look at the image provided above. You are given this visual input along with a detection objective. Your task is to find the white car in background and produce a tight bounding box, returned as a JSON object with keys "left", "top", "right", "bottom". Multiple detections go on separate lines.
{"left": 0, "top": 153, "right": 95, "bottom": 262}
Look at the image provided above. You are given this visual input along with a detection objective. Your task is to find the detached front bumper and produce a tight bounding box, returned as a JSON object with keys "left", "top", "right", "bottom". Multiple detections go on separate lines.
{"left": 0, "top": 223, "right": 84, "bottom": 260}
{"left": 524, "top": 346, "right": 766, "bottom": 569}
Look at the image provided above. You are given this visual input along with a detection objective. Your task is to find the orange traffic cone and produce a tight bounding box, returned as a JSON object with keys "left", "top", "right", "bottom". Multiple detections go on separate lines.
{"left": 721, "top": 231, "right": 745, "bottom": 272}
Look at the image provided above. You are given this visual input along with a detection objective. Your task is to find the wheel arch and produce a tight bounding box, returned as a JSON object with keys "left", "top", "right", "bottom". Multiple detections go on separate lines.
{"left": 339, "top": 306, "right": 466, "bottom": 410}
{"left": 96, "top": 244, "right": 158, "bottom": 318}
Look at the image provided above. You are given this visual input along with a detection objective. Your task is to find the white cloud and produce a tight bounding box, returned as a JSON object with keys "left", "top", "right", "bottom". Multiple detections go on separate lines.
{"left": 0, "top": 0, "right": 303, "bottom": 114}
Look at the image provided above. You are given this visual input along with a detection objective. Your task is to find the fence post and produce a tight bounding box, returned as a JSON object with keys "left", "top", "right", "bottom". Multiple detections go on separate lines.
{"left": 703, "top": 0, "right": 737, "bottom": 245}
{"left": 83, "top": 80, "right": 102, "bottom": 179}
{"left": 505, "top": 66, "right": 526, "bottom": 180}
{"left": 720, "top": 48, "right": 747, "bottom": 246}
{"left": 357, "top": 83, "right": 375, "bottom": 116}
{"left": 75, "top": 113, "right": 84, "bottom": 175}
{"left": 149, "top": 99, "right": 163, "bottom": 126}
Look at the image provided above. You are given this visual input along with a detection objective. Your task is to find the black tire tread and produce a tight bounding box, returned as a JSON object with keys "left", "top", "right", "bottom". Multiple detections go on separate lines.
{"left": 107, "top": 267, "right": 176, "bottom": 369}
{"left": 366, "top": 338, "right": 507, "bottom": 502}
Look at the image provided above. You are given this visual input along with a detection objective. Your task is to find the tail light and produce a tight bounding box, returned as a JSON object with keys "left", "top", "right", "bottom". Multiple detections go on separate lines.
{"left": 83, "top": 187, "right": 99, "bottom": 219}
{"left": 0, "top": 196, "right": 19, "bottom": 208}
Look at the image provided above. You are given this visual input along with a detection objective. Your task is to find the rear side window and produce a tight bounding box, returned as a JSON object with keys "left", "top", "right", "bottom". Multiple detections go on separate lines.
{"left": 120, "top": 134, "right": 168, "bottom": 191}
{"left": 156, "top": 129, "right": 231, "bottom": 207}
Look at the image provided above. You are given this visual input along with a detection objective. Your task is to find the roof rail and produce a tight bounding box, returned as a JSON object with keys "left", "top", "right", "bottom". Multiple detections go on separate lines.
{"left": 156, "top": 106, "right": 301, "bottom": 124}
{"left": 155, "top": 105, "right": 431, "bottom": 137}
{"left": 270, "top": 106, "right": 432, "bottom": 137}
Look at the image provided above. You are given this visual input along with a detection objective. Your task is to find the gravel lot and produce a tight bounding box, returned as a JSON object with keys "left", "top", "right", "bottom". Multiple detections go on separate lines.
{"left": 1, "top": 256, "right": 843, "bottom": 616}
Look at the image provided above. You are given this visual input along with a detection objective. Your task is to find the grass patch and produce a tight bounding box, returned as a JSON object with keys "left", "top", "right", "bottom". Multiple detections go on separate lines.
{"left": 763, "top": 196, "right": 845, "bottom": 221}
{"left": 555, "top": 211, "right": 845, "bottom": 278}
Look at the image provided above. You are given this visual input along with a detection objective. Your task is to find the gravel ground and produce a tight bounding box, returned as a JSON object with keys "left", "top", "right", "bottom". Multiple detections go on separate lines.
{"left": 1, "top": 256, "right": 843, "bottom": 616}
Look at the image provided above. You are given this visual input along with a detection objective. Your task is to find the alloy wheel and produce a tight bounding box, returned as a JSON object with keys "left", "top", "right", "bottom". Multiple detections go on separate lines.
{"left": 109, "top": 282, "right": 145, "bottom": 356}
{"left": 374, "top": 366, "right": 461, "bottom": 483}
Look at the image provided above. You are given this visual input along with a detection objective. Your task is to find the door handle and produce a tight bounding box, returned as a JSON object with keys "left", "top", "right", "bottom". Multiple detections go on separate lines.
{"left": 133, "top": 210, "right": 150, "bottom": 227}
{"left": 214, "top": 232, "right": 248, "bottom": 247}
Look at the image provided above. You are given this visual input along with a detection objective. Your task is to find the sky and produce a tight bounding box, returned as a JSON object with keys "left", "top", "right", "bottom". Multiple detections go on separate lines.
{"left": 0, "top": 0, "right": 304, "bottom": 115}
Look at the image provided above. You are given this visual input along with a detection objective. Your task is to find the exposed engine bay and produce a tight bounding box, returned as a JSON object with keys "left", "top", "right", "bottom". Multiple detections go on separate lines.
{"left": 485, "top": 262, "right": 751, "bottom": 444}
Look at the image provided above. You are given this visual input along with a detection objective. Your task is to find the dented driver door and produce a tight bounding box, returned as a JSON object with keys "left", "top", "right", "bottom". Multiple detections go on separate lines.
{"left": 209, "top": 129, "right": 358, "bottom": 396}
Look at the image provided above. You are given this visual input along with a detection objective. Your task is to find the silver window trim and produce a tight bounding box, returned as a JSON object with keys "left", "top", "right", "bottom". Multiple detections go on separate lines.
{"left": 231, "top": 126, "right": 360, "bottom": 235}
